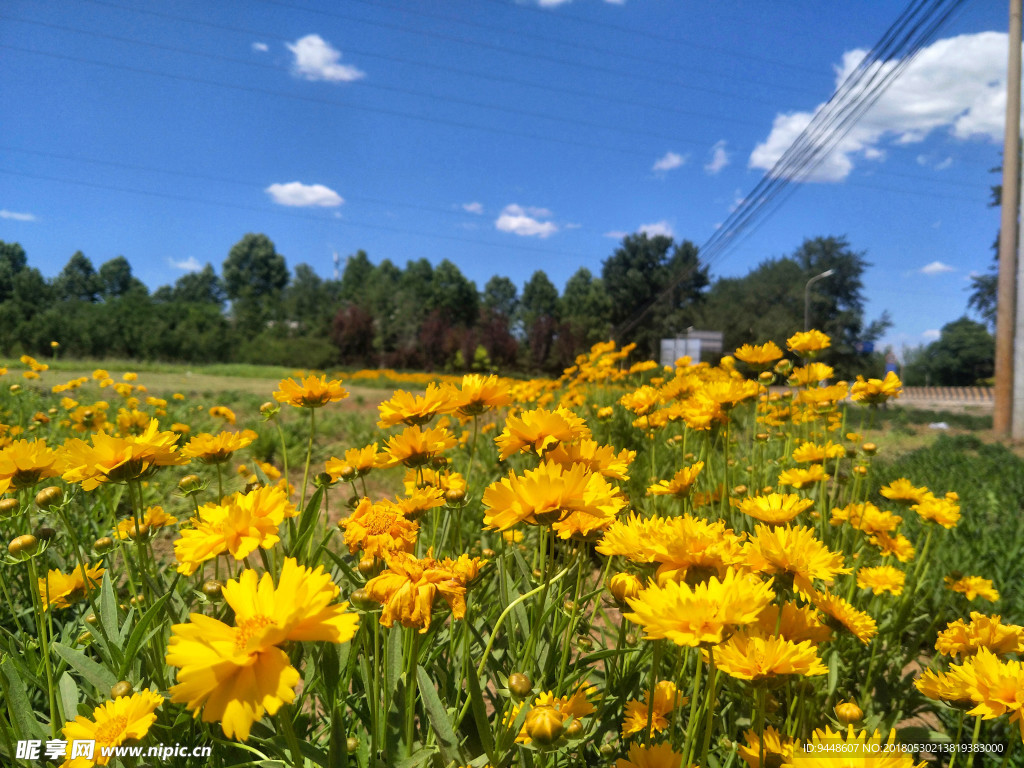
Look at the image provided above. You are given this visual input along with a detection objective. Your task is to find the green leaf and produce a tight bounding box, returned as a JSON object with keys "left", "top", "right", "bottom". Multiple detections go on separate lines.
{"left": 291, "top": 486, "right": 325, "bottom": 556}
{"left": 385, "top": 627, "right": 403, "bottom": 708}
{"left": 51, "top": 642, "right": 118, "bottom": 693}
{"left": 392, "top": 747, "right": 436, "bottom": 768}
{"left": 120, "top": 578, "right": 178, "bottom": 678}
{"left": 895, "top": 726, "right": 952, "bottom": 745}
{"left": 415, "top": 665, "right": 462, "bottom": 765}
{"left": 465, "top": 660, "right": 495, "bottom": 759}
{"left": 1, "top": 656, "right": 46, "bottom": 740}
{"left": 58, "top": 672, "right": 79, "bottom": 723}
{"left": 826, "top": 650, "right": 839, "bottom": 697}
{"left": 99, "top": 572, "right": 118, "bottom": 640}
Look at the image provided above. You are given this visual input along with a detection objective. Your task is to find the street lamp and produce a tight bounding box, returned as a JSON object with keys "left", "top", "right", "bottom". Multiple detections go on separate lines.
{"left": 804, "top": 269, "right": 835, "bottom": 332}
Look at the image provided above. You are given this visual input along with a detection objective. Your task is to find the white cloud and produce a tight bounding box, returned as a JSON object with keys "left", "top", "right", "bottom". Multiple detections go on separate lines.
{"left": 750, "top": 32, "right": 1008, "bottom": 182}
{"left": 604, "top": 230, "right": 629, "bottom": 240}
{"left": 922, "top": 329, "right": 941, "bottom": 341}
{"left": 638, "top": 220, "right": 674, "bottom": 238}
{"left": 252, "top": 42, "right": 269, "bottom": 52}
{"left": 920, "top": 260, "right": 955, "bottom": 275}
{"left": 265, "top": 181, "right": 344, "bottom": 207}
{"left": 495, "top": 204, "right": 558, "bottom": 238}
{"left": 286, "top": 34, "right": 365, "bottom": 83}
{"left": 170, "top": 256, "right": 201, "bottom": 272}
{"left": 652, "top": 151, "right": 686, "bottom": 173}
{"left": 462, "top": 201, "right": 484, "bottom": 215}
{"left": 704, "top": 140, "right": 730, "bottom": 174}
{"left": 536, "top": 0, "right": 573, "bottom": 6}
{"left": 0, "top": 209, "right": 36, "bottom": 222}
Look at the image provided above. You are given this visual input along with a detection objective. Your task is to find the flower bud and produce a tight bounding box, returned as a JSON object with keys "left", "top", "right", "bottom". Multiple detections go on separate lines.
{"left": 862, "top": 442, "right": 877, "bottom": 455}
{"left": 314, "top": 472, "right": 334, "bottom": 488}
{"left": 853, "top": 465, "right": 868, "bottom": 476}
{"left": 773, "top": 359, "right": 793, "bottom": 376}
{"left": 358, "top": 557, "right": 377, "bottom": 578}
{"left": 508, "top": 672, "right": 532, "bottom": 698}
{"left": 625, "top": 632, "right": 638, "bottom": 647}
{"left": 565, "top": 719, "right": 583, "bottom": 739}
{"left": 9, "top": 384, "right": 21, "bottom": 394}
{"left": 350, "top": 588, "right": 375, "bottom": 610}
{"left": 575, "top": 635, "right": 593, "bottom": 652}
{"left": 110, "top": 681, "right": 134, "bottom": 699}
{"left": 259, "top": 402, "right": 279, "bottom": 419}
{"left": 35, "top": 486, "right": 63, "bottom": 509}
{"left": 202, "top": 580, "right": 222, "bottom": 599}
{"left": 834, "top": 700, "right": 863, "bottom": 725}
{"left": 127, "top": 522, "right": 150, "bottom": 541}
{"left": 76, "top": 631, "right": 93, "bottom": 646}
{"left": 599, "top": 743, "right": 615, "bottom": 757}
{"left": 430, "top": 455, "right": 449, "bottom": 469}
{"left": 93, "top": 536, "right": 114, "bottom": 554}
{"left": 346, "top": 737, "right": 359, "bottom": 754}
{"left": 85, "top": 613, "right": 98, "bottom": 625}
{"left": 0, "top": 498, "right": 19, "bottom": 519}
{"left": 758, "top": 371, "right": 775, "bottom": 386}
{"left": 524, "top": 705, "right": 563, "bottom": 746}
{"left": 481, "top": 548, "right": 496, "bottom": 559}
{"left": 731, "top": 485, "right": 748, "bottom": 497}
{"left": 178, "top": 474, "right": 203, "bottom": 494}
{"left": 444, "top": 488, "right": 466, "bottom": 505}
{"left": 34, "top": 526, "right": 57, "bottom": 542}
{"left": 8, "top": 534, "right": 39, "bottom": 557}
{"left": 608, "top": 572, "right": 641, "bottom": 605}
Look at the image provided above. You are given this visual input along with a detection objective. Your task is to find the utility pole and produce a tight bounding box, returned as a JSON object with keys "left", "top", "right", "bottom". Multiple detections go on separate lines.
{"left": 996, "top": 0, "right": 1022, "bottom": 437}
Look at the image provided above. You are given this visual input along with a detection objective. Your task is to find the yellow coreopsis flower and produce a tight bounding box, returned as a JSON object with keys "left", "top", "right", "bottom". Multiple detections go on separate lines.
{"left": 166, "top": 558, "right": 359, "bottom": 741}
{"left": 855, "top": 565, "right": 905, "bottom": 596}
{"left": 786, "top": 329, "right": 831, "bottom": 355}
{"left": 181, "top": 430, "right": 257, "bottom": 465}
{"left": 363, "top": 551, "right": 485, "bottom": 633}
{"left": 447, "top": 373, "right": 513, "bottom": 415}
{"left": 738, "top": 726, "right": 794, "bottom": 768}
{"left": 619, "top": 386, "right": 663, "bottom": 417}
{"left": 945, "top": 575, "right": 999, "bottom": 603}
{"left": 785, "top": 726, "right": 924, "bottom": 767}
{"left": 339, "top": 498, "right": 419, "bottom": 559}
{"left": 546, "top": 439, "right": 635, "bottom": 481}
{"left": 377, "top": 383, "right": 452, "bottom": 427}
{"left": 209, "top": 405, "right": 236, "bottom": 424}
{"left": 850, "top": 371, "right": 902, "bottom": 404}
{"left": 624, "top": 569, "right": 775, "bottom": 647}
{"left": 60, "top": 689, "right": 163, "bottom": 768}
{"left": 792, "top": 440, "right": 846, "bottom": 464}
{"left": 962, "top": 648, "right": 1024, "bottom": 735}
{"left": 914, "top": 661, "right": 977, "bottom": 708}
{"left": 495, "top": 406, "right": 591, "bottom": 459}
{"left": 173, "top": 485, "right": 297, "bottom": 575}
{"left": 509, "top": 685, "right": 597, "bottom": 745}
{"left": 712, "top": 631, "right": 828, "bottom": 683}
{"left": 739, "top": 493, "right": 814, "bottom": 525}
{"left": 911, "top": 492, "right": 960, "bottom": 528}
{"left": 830, "top": 502, "right": 902, "bottom": 535}
{"left": 60, "top": 421, "right": 186, "bottom": 491}
{"left": 273, "top": 374, "right": 348, "bottom": 408}
{"left": 620, "top": 680, "right": 687, "bottom": 738}
{"left": 0, "top": 438, "right": 60, "bottom": 491}
{"left": 381, "top": 424, "right": 457, "bottom": 468}
{"left": 39, "top": 563, "right": 105, "bottom": 611}
{"left": 755, "top": 602, "right": 832, "bottom": 644}
{"left": 734, "top": 341, "right": 783, "bottom": 368}
{"left": 647, "top": 461, "right": 704, "bottom": 498}
{"left": 326, "top": 443, "right": 384, "bottom": 481}
{"left": 812, "top": 590, "right": 877, "bottom": 644}
{"left": 878, "top": 477, "right": 929, "bottom": 506}
{"left": 789, "top": 363, "right": 834, "bottom": 387}
{"left": 868, "top": 530, "right": 916, "bottom": 563}
{"left": 777, "top": 464, "right": 829, "bottom": 490}
{"left": 614, "top": 741, "right": 686, "bottom": 768}
{"left": 115, "top": 505, "right": 178, "bottom": 540}
{"left": 936, "top": 612, "right": 1024, "bottom": 658}
{"left": 745, "top": 524, "right": 849, "bottom": 598}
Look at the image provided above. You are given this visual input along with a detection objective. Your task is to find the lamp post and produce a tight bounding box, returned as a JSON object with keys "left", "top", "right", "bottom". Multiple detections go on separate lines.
{"left": 804, "top": 269, "right": 835, "bottom": 332}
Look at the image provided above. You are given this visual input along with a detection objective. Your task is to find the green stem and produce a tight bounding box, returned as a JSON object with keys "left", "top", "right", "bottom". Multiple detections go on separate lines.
{"left": 277, "top": 706, "right": 305, "bottom": 768}
{"left": 404, "top": 631, "right": 421, "bottom": 757}
{"left": 300, "top": 408, "right": 316, "bottom": 511}
{"left": 700, "top": 646, "right": 719, "bottom": 765}
{"left": 26, "top": 556, "right": 58, "bottom": 738}
{"left": 948, "top": 709, "right": 965, "bottom": 768}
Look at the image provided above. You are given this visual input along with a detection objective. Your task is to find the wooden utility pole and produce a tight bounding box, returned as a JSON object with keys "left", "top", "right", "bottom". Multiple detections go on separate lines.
{"left": 996, "top": 0, "right": 1022, "bottom": 437}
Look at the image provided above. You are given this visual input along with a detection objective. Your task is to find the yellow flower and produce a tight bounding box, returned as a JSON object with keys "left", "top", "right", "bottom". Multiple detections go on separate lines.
{"left": 878, "top": 478, "right": 928, "bottom": 506}
{"left": 115, "top": 505, "right": 179, "bottom": 540}
{"left": 377, "top": 383, "right": 452, "bottom": 427}
{"left": 812, "top": 590, "right": 877, "bottom": 644}
{"left": 745, "top": 524, "right": 849, "bottom": 598}
{"left": 381, "top": 424, "right": 457, "bottom": 468}
{"left": 712, "top": 632, "right": 827, "bottom": 683}
{"left": 850, "top": 371, "right": 902, "bottom": 404}
{"left": 495, "top": 407, "right": 591, "bottom": 459}
{"left": 403, "top": 466, "right": 466, "bottom": 496}
{"left": 936, "top": 612, "right": 1024, "bottom": 658}
{"left": 620, "top": 680, "right": 687, "bottom": 738}
{"left": 755, "top": 602, "right": 832, "bottom": 644}
{"left": 60, "top": 421, "right": 186, "bottom": 491}
{"left": 777, "top": 464, "right": 829, "bottom": 489}
{"left": 167, "top": 558, "right": 358, "bottom": 740}
{"left": 615, "top": 742, "right": 685, "bottom": 768}
{"left": 0, "top": 438, "right": 60, "bottom": 491}
{"left": 830, "top": 502, "right": 902, "bottom": 535}
{"left": 326, "top": 443, "right": 384, "bottom": 480}
{"left": 734, "top": 341, "right": 783, "bottom": 367}
{"left": 116, "top": 408, "right": 151, "bottom": 435}
{"left": 787, "top": 726, "right": 923, "bottom": 767}
{"left": 647, "top": 462, "right": 704, "bottom": 497}
{"left": 39, "top": 563, "right": 105, "bottom": 611}
{"left": 546, "top": 439, "right": 635, "bottom": 482}
{"left": 209, "top": 405, "right": 236, "bottom": 424}
{"left": 173, "top": 485, "right": 297, "bottom": 575}
{"left": 945, "top": 575, "right": 999, "bottom": 603}
{"left": 962, "top": 648, "right": 1024, "bottom": 734}
{"left": 181, "top": 430, "right": 257, "bottom": 465}
{"left": 739, "top": 493, "right": 814, "bottom": 525}
{"left": 363, "top": 551, "right": 485, "bottom": 633}
{"left": 273, "top": 375, "right": 349, "bottom": 408}
{"left": 624, "top": 569, "right": 774, "bottom": 647}
{"left": 792, "top": 440, "right": 845, "bottom": 464}
{"left": 789, "top": 363, "right": 834, "bottom": 386}
{"left": 914, "top": 664, "right": 977, "bottom": 708}
{"left": 738, "top": 726, "right": 794, "bottom": 768}
{"left": 911, "top": 492, "right": 960, "bottom": 528}
{"left": 786, "top": 329, "right": 831, "bottom": 355}
{"left": 619, "top": 386, "right": 663, "bottom": 417}
{"left": 60, "top": 689, "right": 163, "bottom": 767}
{"left": 867, "top": 530, "right": 916, "bottom": 562}
{"left": 340, "top": 498, "right": 419, "bottom": 559}
{"left": 481, "top": 460, "right": 625, "bottom": 537}
{"left": 510, "top": 686, "right": 596, "bottom": 745}
{"left": 855, "top": 565, "right": 905, "bottom": 596}
{"left": 447, "top": 373, "right": 513, "bottom": 415}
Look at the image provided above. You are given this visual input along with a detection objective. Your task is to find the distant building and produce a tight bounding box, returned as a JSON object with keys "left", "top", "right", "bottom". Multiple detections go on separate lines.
{"left": 660, "top": 331, "right": 723, "bottom": 366}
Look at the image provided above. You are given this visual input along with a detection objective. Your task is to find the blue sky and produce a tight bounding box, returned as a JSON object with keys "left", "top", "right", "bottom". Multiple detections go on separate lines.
{"left": 0, "top": 0, "right": 1011, "bottom": 357}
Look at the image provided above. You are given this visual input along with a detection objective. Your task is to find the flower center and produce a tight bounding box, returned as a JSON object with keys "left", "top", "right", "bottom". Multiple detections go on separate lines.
{"left": 234, "top": 614, "right": 275, "bottom": 653}
{"left": 95, "top": 715, "right": 129, "bottom": 746}
{"left": 365, "top": 509, "right": 398, "bottom": 535}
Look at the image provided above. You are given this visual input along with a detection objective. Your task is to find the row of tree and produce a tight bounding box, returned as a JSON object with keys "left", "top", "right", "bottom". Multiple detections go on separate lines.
{"left": 1, "top": 233, "right": 898, "bottom": 376}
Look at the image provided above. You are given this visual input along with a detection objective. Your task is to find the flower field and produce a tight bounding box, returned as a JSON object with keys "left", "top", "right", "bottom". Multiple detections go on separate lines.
{"left": 0, "top": 333, "right": 1022, "bottom": 768}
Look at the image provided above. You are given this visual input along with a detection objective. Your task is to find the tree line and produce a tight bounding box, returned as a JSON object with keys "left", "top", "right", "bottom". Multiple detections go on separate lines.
{"left": 1, "top": 233, "right": 896, "bottom": 377}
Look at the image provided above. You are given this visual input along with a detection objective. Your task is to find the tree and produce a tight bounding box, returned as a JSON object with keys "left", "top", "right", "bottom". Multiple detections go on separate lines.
{"left": 54, "top": 251, "right": 100, "bottom": 303}
{"left": 558, "top": 267, "right": 613, "bottom": 355}
{"left": 482, "top": 275, "right": 519, "bottom": 320}
{"left": 0, "top": 241, "right": 27, "bottom": 302}
{"left": 283, "top": 264, "right": 331, "bottom": 331}
{"left": 171, "top": 264, "right": 226, "bottom": 306}
{"left": 339, "top": 250, "right": 374, "bottom": 304}
{"left": 223, "top": 234, "right": 289, "bottom": 332}
{"left": 427, "top": 259, "right": 478, "bottom": 328}
{"left": 902, "top": 317, "right": 994, "bottom": 386}
{"left": 601, "top": 234, "right": 708, "bottom": 359}
{"left": 520, "top": 270, "right": 560, "bottom": 369}
{"left": 98, "top": 256, "right": 147, "bottom": 299}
